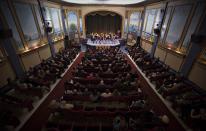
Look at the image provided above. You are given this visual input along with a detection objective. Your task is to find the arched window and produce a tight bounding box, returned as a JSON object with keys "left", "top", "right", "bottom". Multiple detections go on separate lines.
{"left": 14, "top": 2, "right": 39, "bottom": 44}
{"left": 165, "top": 5, "right": 191, "bottom": 47}
{"left": 34, "top": 5, "right": 45, "bottom": 37}
{"left": 50, "top": 8, "right": 63, "bottom": 34}
{"left": 142, "top": 8, "right": 163, "bottom": 42}
{"left": 44, "top": 7, "right": 63, "bottom": 41}
{"left": 142, "top": 9, "right": 157, "bottom": 41}
{"left": 67, "top": 11, "right": 78, "bottom": 33}
{"left": 129, "top": 12, "right": 141, "bottom": 33}
{"left": 44, "top": 7, "right": 53, "bottom": 30}
{"left": 182, "top": 3, "right": 205, "bottom": 50}
{"left": 0, "top": 0, "right": 24, "bottom": 50}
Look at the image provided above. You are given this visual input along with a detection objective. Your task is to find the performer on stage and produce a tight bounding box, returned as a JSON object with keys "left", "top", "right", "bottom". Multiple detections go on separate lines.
{"left": 89, "top": 32, "right": 120, "bottom": 45}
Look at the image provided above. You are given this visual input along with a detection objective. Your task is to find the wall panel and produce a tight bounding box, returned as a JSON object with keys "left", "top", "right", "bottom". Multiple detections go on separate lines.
{"left": 141, "top": 41, "right": 152, "bottom": 53}
{"left": 141, "top": 41, "right": 146, "bottom": 51}
{"left": 39, "top": 46, "right": 51, "bottom": 60}
{"left": 144, "top": 43, "right": 152, "bottom": 53}
{"left": 189, "top": 62, "right": 206, "bottom": 90}
{"left": 154, "top": 47, "right": 166, "bottom": 61}
{"left": 54, "top": 41, "right": 64, "bottom": 53}
{"left": 21, "top": 52, "right": 41, "bottom": 70}
{"left": 164, "top": 52, "right": 184, "bottom": 71}
{"left": 0, "top": 61, "right": 15, "bottom": 88}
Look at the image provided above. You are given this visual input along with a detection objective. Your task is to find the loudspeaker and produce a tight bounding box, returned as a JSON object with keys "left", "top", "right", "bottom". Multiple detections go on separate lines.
{"left": 154, "top": 28, "right": 160, "bottom": 35}
{"left": 46, "top": 27, "right": 53, "bottom": 33}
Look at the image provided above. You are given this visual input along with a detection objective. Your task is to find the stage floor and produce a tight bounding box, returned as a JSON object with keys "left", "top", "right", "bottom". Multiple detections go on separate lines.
{"left": 86, "top": 39, "right": 120, "bottom": 46}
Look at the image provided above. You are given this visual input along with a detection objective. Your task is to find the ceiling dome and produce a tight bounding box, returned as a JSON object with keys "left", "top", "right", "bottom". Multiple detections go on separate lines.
{"left": 61, "top": 0, "right": 146, "bottom": 5}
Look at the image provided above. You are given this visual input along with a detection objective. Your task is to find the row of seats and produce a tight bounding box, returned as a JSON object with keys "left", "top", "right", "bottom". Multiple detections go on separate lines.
{"left": 0, "top": 47, "right": 80, "bottom": 130}
{"left": 45, "top": 47, "right": 167, "bottom": 131}
{"left": 127, "top": 46, "right": 206, "bottom": 130}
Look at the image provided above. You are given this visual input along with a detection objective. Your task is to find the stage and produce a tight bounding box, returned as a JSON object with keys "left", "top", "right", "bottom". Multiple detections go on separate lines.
{"left": 86, "top": 39, "right": 120, "bottom": 46}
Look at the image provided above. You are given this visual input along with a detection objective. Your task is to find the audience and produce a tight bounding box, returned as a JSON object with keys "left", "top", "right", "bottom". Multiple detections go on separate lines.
{"left": 0, "top": 47, "right": 80, "bottom": 129}
{"left": 127, "top": 46, "right": 206, "bottom": 130}
{"left": 44, "top": 47, "right": 168, "bottom": 131}
{"left": 101, "top": 89, "right": 113, "bottom": 98}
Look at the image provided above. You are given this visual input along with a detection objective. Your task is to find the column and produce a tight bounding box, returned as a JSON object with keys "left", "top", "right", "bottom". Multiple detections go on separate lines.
{"left": 180, "top": 34, "right": 204, "bottom": 76}
{"left": 0, "top": 29, "right": 24, "bottom": 77}
{"left": 139, "top": 7, "right": 146, "bottom": 46}
{"left": 150, "top": 29, "right": 160, "bottom": 57}
{"left": 60, "top": 7, "right": 69, "bottom": 49}
{"left": 180, "top": 13, "right": 206, "bottom": 76}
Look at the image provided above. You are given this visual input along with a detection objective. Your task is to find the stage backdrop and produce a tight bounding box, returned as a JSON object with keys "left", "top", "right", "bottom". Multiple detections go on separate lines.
{"left": 85, "top": 11, "right": 122, "bottom": 34}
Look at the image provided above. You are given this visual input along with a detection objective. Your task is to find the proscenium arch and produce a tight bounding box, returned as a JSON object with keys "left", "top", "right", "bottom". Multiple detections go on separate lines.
{"left": 85, "top": 11, "right": 122, "bottom": 34}
{"left": 82, "top": 10, "right": 125, "bottom": 38}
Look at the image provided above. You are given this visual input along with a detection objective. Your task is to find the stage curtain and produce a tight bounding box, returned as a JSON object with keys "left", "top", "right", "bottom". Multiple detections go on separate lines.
{"left": 85, "top": 12, "right": 122, "bottom": 34}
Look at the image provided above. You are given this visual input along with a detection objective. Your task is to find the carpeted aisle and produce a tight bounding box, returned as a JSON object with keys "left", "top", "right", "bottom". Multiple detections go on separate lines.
{"left": 20, "top": 52, "right": 84, "bottom": 131}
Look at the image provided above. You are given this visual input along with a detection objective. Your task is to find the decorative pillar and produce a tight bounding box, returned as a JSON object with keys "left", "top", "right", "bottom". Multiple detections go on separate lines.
{"left": 139, "top": 7, "right": 146, "bottom": 39}
{"left": 77, "top": 10, "right": 80, "bottom": 38}
{"left": 0, "top": 29, "right": 24, "bottom": 77}
{"left": 82, "top": 15, "right": 86, "bottom": 38}
{"left": 125, "top": 11, "right": 129, "bottom": 40}
{"left": 61, "top": 7, "right": 67, "bottom": 36}
{"left": 180, "top": 11, "right": 206, "bottom": 76}
{"left": 180, "top": 34, "right": 205, "bottom": 76}
{"left": 78, "top": 10, "right": 82, "bottom": 37}
{"left": 60, "top": 7, "right": 69, "bottom": 49}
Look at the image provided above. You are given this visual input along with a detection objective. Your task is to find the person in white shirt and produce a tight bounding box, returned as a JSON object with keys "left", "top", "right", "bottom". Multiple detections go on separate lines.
{"left": 101, "top": 89, "right": 113, "bottom": 98}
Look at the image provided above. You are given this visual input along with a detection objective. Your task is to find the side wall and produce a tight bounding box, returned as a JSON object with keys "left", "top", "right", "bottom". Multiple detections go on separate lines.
{"left": 143, "top": 43, "right": 206, "bottom": 89}
{"left": 0, "top": 38, "right": 64, "bottom": 88}
{"left": 0, "top": 60, "right": 16, "bottom": 87}
{"left": 19, "top": 41, "right": 64, "bottom": 71}
{"left": 189, "top": 62, "right": 206, "bottom": 90}
{"left": 141, "top": 40, "right": 185, "bottom": 72}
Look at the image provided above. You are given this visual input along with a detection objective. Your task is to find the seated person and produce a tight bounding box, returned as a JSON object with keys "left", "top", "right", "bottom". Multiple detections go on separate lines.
{"left": 190, "top": 107, "right": 206, "bottom": 130}
{"left": 90, "top": 90, "right": 100, "bottom": 102}
{"left": 113, "top": 114, "right": 126, "bottom": 131}
{"left": 113, "top": 89, "right": 121, "bottom": 96}
{"left": 162, "top": 82, "right": 188, "bottom": 97}
{"left": 83, "top": 88, "right": 91, "bottom": 96}
{"left": 105, "top": 68, "right": 113, "bottom": 74}
{"left": 86, "top": 73, "right": 95, "bottom": 80}
{"left": 130, "top": 100, "right": 146, "bottom": 109}
{"left": 59, "top": 100, "right": 74, "bottom": 110}
{"left": 97, "top": 79, "right": 106, "bottom": 88}
{"left": 7, "top": 78, "right": 16, "bottom": 88}
{"left": 101, "top": 89, "right": 113, "bottom": 98}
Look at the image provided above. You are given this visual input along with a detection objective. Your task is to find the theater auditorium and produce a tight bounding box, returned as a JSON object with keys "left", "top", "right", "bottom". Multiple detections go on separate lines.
{"left": 0, "top": 0, "right": 206, "bottom": 131}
